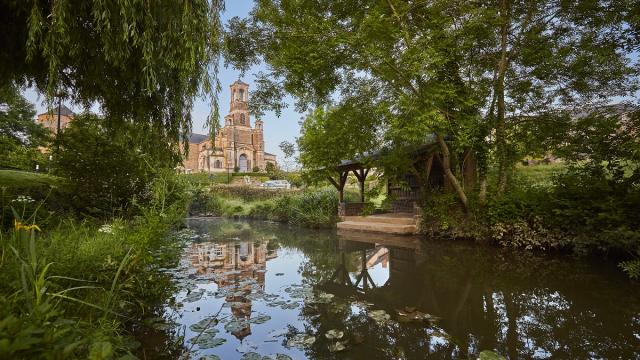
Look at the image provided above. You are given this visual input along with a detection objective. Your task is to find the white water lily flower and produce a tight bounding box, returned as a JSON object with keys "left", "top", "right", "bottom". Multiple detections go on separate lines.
{"left": 11, "top": 195, "right": 35, "bottom": 203}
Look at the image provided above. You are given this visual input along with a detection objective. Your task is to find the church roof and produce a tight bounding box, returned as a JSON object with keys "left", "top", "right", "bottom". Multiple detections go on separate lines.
{"left": 38, "top": 104, "right": 75, "bottom": 117}
{"left": 231, "top": 80, "right": 249, "bottom": 86}
{"left": 188, "top": 133, "right": 209, "bottom": 144}
{"left": 264, "top": 152, "right": 277, "bottom": 156}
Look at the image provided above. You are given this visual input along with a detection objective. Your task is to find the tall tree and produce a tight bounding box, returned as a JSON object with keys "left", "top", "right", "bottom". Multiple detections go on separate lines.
{"left": 0, "top": 0, "right": 226, "bottom": 161}
{"left": 225, "top": 0, "right": 639, "bottom": 208}
{"left": 0, "top": 84, "right": 48, "bottom": 170}
{"left": 226, "top": 0, "right": 492, "bottom": 210}
{"left": 482, "top": 0, "right": 638, "bottom": 194}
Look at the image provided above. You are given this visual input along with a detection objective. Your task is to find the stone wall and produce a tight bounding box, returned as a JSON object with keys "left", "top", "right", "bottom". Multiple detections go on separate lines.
{"left": 338, "top": 202, "right": 367, "bottom": 217}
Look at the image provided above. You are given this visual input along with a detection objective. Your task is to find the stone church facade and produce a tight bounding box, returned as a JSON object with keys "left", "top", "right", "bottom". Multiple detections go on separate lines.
{"left": 182, "top": 80, "right": 277, "bottom": 173}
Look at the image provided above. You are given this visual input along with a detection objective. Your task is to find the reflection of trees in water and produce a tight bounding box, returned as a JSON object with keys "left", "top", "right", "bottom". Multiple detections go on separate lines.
{"left": 187, "top": 219, "right": 640, "bottom": 358}
{"left": 305, "top": 239, "right": 640, "bottom": 358}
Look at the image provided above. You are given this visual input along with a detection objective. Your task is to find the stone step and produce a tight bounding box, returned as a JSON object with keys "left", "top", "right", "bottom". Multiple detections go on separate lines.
{"left": 341, "top": 215, "right": 416, "bottom": 225}
{"left": 337, "top": 221, "right": 417, "bottom": 235}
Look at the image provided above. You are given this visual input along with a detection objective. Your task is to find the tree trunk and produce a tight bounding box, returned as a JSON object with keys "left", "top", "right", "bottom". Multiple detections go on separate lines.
{"left": 495, "top": 0, "right": 511, "bottom": 196}
{"left": 436, "top": 133, "right": 469, "bottom": 212}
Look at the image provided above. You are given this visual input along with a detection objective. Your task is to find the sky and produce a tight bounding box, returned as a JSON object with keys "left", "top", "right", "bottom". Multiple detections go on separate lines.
{"left": 23, "top": 0, "right": 302, "bottom": 163}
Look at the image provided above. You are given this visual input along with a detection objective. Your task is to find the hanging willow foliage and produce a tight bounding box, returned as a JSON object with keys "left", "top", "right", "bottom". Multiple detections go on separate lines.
{"left": 0, "top": 0, "right": 225, "bottom": 161}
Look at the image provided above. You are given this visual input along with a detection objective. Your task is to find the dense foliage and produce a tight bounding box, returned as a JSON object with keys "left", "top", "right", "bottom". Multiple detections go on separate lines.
{"left": 190, "top": 185, "right": 346, "bottom": 228}
{"left": 1, "top": 0, "right": 225, "bottom": 155}
{"left": 0, "top": 171, "right": 190, "bottom": 359}
{"left": 0, "top": 85, "right": 49, "bottom": 170}
{"left": 51, "top": 114, "right": 163, "bottom": 217}
{"left": 225, "top": 0, "right": 640, "bottom": 207}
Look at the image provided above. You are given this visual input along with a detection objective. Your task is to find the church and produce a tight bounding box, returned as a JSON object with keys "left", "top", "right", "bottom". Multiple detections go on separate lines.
{"left": 182, "top": 80, "right": 277, "bottom": 173}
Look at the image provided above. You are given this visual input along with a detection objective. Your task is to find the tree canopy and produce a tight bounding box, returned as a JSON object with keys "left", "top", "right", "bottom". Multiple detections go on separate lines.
{"left": 0, "top": 84, "right": 48, "bottom": 170}
{"left": 225, "top": 0, "right": 640, "bottom": 207}
{"left": 1, "top": 0, "right": 225, "bottom": 158}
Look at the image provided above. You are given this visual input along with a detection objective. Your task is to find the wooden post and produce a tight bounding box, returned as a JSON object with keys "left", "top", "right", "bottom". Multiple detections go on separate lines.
{"left": 352, "top": 168, "right": 369, "bottom": 203}
{"left": 339, "top": 171, "right": 348, "bottom": 202}
{"left": 328, "top": 171, "right": 348, "bottom": 203}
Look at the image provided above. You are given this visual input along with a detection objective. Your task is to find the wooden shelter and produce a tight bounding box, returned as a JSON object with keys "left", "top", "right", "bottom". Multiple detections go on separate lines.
{"left": 328, "top": 138, "right": 476, "bottom": 216}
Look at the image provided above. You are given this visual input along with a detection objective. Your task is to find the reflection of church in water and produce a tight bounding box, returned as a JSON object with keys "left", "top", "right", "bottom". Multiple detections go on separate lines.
{"left": 190, "top": 241, "right": 277, "bottom": 340}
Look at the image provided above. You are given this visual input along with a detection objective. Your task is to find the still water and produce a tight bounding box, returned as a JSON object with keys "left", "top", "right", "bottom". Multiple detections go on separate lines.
{"left": 163, "top": 218, "right": 640, "bottom": 359}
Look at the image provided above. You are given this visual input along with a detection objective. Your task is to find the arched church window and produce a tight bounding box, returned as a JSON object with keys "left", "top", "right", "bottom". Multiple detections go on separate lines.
{"left": 240, "top": 113, "right": 245, "bottom": 125}
{"left": 239, "top": 89, "right": 245, "bottom": 101}
{"left": 215, "top": 160, "right": 222, "bottom": 168}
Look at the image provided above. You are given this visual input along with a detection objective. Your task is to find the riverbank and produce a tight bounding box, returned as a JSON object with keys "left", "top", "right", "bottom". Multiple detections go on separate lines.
{"left": 420, "top": 164, "right": 640, "bottom": 279}
{"left": 0, "top": 172, "right": 191, "bottom": 359}
{"left": 189, "top": 184, "right": 351, "bottom": 228}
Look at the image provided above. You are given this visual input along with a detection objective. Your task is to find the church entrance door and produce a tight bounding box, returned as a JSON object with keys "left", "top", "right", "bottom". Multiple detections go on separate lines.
{"left": 239, "top": 154, "right": 248, "bottom": 172}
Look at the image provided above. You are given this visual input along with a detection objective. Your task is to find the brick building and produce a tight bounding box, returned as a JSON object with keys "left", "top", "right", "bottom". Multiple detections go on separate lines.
{"left": 182, "top": 80, "right": 277, "bottom": 173}
{"left": 36, "top": 104, "right": 75, "bottom": 134}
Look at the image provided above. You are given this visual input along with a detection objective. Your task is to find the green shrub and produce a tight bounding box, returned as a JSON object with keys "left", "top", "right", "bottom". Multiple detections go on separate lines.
{"left": 248, "top": 200, "right": 279, "bottom": 220}
{"left": 51, "top": 114, "right": 162, "bottom": 218}
{"left": 209, "top": 184, "right": 299, "bottom": 202}
{"left": 0, "top": 85, "right": 50, "bottom": 171}
{"left": 281, "top": 188, "right": 339, "bottom": 228}
{"left": 0, "top": 171, "right": 189, "bottom": 359}
{"left": 0, "top": 171, "right": 73, "bottom": 231}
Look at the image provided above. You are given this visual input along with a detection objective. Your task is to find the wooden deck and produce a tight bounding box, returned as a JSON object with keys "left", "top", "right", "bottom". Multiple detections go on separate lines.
{"left": 336, "top": 213, "right": 419, "bottom": 235}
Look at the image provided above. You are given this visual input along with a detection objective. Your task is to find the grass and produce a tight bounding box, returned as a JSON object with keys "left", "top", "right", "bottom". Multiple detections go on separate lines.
{"left": 514, "top": 163, "right": 566, "bottom": 187}
{"left": 181, "top": 172, "right": 272, "bottom": 187}
{"left": 190, "top": 186, "right": 343, "bottom": 228}
{"left": 0, "top": 171, "right": 190, "bottom": 358}
{"left": 0, "top": 170, "right": 63, "bottom": 188}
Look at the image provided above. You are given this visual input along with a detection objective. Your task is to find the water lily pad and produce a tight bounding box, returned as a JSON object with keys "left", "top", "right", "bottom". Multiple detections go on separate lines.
{"left": 249, "top": 314, "right": 271, "bottom": 324}
{"left": 184, "top": 289, "right": 205, "bottom": 302}
{"left": 325, "top": 329, "right": 344, "bottom": 340}
{"left": 225, "top": 319, "right": 250, "bottom": 333}
{"left": 189, "top": 317, "right": 218, "bottom": 332}
{"left": 478, "top": 350, "right": 506, "bottom": 360}
{"left": 286, "top": 334, "right": 316, "bottom": 349}
{"left": 275, "top": 355, "right": 292, "bottom": 360}
{"left": 198, "top": 355, "right": 221, "bottom": 360}
{"left": 280, "top": 302, "right": 299, "bottom": 310}
{"left": 190, "top": 333, "right": 226, "bottom": 349}
{"left": 368, "top": 309, "right": 391, "bottom": 324}
{"left": 396, "top": 309, "right": 439, "bottom": 323}
{"left": 315, "top": 292, "right": 334, "bottom": 303}
{"left": 327, "top": 340, "right": 347, "bottom": 353}
{"left": 240, "top": 352, "right": 261, "bottom": 360}
{"left": 266, "top": 300, "right": 287, "bottom": 308}
{"left": 284, "top": 285, "right": 313, "bottom": 299}
{"left": 236, "top": 340, "right": 258, "bottom": 353}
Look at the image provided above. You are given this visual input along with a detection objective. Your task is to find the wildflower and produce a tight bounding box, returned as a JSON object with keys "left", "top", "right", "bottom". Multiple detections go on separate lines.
{"left": 98, "top": 224, "right": 113, "bottom": 234}
{"left": 14, "top": 220, "right": 41, "bottom": 232}
{"left": 11, "top": 195, "right": 35, "bottom": 204}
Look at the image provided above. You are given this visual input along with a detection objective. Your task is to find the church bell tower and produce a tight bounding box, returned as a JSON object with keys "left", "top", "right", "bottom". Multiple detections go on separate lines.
{"left": 229, "top": 80, "right": 250, "bottom": 127}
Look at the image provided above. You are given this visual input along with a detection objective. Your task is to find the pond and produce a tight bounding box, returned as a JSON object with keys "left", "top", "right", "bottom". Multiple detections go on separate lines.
{"left": 160, "top": 218, "right": 640, "bottom": 359}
